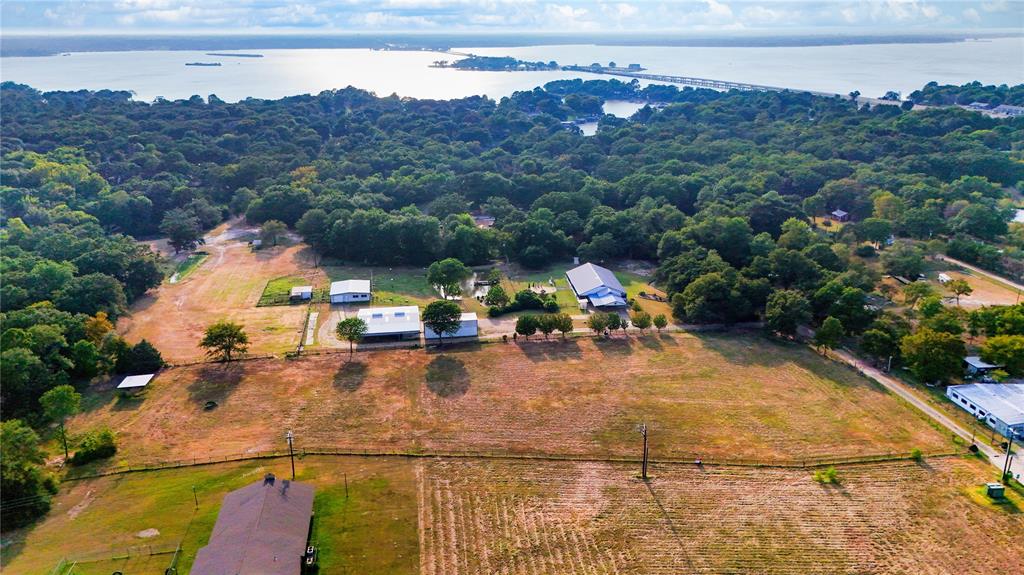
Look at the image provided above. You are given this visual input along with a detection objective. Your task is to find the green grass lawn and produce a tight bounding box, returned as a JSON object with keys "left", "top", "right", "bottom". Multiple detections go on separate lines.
{"left": 4, "top": 457, "right": 418, "bottom": 575}
{"left": 257, "top": 275, "right": 312, "bottom": 306}
{"left": 323, "top": 265, "right": 435, "bottom": 306}
{"left": 169, "top": 253, "right": 208, "bottom": 283}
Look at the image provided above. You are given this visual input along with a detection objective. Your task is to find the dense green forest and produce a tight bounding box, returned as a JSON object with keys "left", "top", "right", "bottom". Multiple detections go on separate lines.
{"left": 2, "top": 78, "right": 1024, "bottom": 525}
{"left": 909, "top": 81, "right": 1024, "bottom": 106}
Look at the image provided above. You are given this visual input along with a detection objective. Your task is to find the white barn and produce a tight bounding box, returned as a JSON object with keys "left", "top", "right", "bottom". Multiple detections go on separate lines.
{"left": 566, "top": 263, "right": 627, "bottom": 308}
{"left": 424, "top": 312, "right": 478, "bottom": 340}
{"left": 330, "top": 280, "right": 371, "bottom": 304}
{"left": 947, "top": 384, "right": 1024, "bottom": 439}
{"left": 357, "top": 306, "right": 421, "bottom": 339}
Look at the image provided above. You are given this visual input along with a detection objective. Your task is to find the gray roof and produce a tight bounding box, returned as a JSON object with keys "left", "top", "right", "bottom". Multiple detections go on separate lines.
{"left": 191, "top": 476, "right": 315, "bottom": 575}
{"left": 965, "top": 356, "right": 1001, "bottom": 370}
{"left": 566, "top": 263, "right": 625, "bottom": 298}
{"left": 330, "top": 279, "right": 371, "bottom": 295}
{"left": 948, "top": 384, "right": 1024, "bottom": 426}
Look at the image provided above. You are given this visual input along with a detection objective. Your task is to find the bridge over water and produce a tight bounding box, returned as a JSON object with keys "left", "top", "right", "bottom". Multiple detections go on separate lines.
{"left": 561, "top": 65, "right": 842, "bottom": 98}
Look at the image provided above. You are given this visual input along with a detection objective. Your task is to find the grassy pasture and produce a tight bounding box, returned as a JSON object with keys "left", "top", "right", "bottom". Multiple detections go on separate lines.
{"left": 3, "top": 457, "right": 417, "bottom": 575}
{"left": 8, "top": 455, "right": 1021, "bottom": 575}
{"left": 322, "top": 264, "right": 435, "bottom": 306}
{"left": 70, "top": 333, "right": 952, "bottom": 466}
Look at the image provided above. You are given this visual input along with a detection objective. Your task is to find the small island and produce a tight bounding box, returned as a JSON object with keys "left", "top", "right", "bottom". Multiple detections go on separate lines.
{"left": 185, "top": 62, "right": 222, "bottom": 67}
{"left": 431, "top": 55, "right": 558, "bottom": 71}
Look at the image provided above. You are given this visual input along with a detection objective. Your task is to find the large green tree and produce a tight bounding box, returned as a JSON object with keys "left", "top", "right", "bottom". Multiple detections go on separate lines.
{"left": 40, "top": 384, "right": 82, "bottom": 460}
{"left": 335, "top": 317, "right": 368, "bottom": 358}
{"left": 900, "top": 328, "right": 966, "bottom": 383}
{"left": 765, "top": 289, "right": 811, "bottom": 337}
{"left": 422, "top": 300, "right": 462, "bottom": 347}
{"left": 200, "top": 321, "right": 250, "bottom": 362}
{"left": 427, "top": 258, "right": 471, "bottom": 299}
{"left": 981, "top": 335, "right": 1024, "bottom": 376}
{"left": 1, "top": 420, "right": 58, "bottom": 529}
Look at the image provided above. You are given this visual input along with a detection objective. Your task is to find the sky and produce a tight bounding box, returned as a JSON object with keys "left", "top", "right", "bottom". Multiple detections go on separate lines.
{"left": 2, "top": 0, "right": 1022, "bottom": 34}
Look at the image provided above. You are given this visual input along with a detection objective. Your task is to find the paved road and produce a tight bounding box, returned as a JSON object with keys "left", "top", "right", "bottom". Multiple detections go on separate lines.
{"left": 830, "top": 347, "right": 1022, "bottom": 481}
{"left": 936, "top": 255, "right": 1024, "bottom": 294}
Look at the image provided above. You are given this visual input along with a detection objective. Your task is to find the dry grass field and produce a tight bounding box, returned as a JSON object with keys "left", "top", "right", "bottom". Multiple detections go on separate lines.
{"left": 6, "top": 455, "right": 1020, "bottom": 575}
{"left": 935, "top": 269, "right": 1020, "bottom": 308}
{"left": 71, "top": 333, "right": 951, "bottom": 465}
{"left": 419, "top": 457, "right": 1023, "bottom": 575}
{"left": 118, "top": 220, "right": 322, "bottom": 362}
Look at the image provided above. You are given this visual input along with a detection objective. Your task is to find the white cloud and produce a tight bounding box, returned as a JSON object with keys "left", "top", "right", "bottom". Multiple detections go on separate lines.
{"left": 962, "top": 7, "right": 981, "bottom": 23}
{"left": 981, "top": 0, "right": 1009, "bottom": 12}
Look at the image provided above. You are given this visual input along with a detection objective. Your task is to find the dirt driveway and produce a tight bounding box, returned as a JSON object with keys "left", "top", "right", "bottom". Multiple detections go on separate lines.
{"left": 118, "top": 219, "right": 324, "bottom": 362}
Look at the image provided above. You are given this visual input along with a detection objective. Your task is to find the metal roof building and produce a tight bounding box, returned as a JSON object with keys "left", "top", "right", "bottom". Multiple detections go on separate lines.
{"left": 329, "top": 279, "right": 371, "bottom": 304}
{"left": 964, "top": 356, "right": 1002, "bottom": 375}
{"left": 424, "top": 312, "right": 478, "bottom": 340}
{"left": 116, "top": 373, "right": 155, "bottom": 390}
{"left": 191, "top": 474, "right": 315, "bottom": 575}
{"left": 357, "top": 305, "right": 421, "bottom": 339}
{"left": 946, "top": 384, "right": 1024, "bottom": 439}
{"left": 565, "top": 263, "right": 627, "bottom": 308}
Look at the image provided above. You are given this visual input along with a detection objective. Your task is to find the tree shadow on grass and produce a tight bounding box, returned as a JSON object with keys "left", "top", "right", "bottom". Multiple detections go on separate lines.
{"left": 519, "top": 339, "right": 582, "bottom": 362}
{"left": 111, "top": 392, "right": 146, "bottom": 412}
{"left": 638, "top": 335, "right": 664, "bottom": 351}
{"left": 592, "top": 336, "right": 635, "bottom": 357}
{"left": 333, "top": 361, "right": 368, "bottom": 393}
{"left": 187, "top": 363, "right": 245, "bottom": 406}
{"left": 696, "top": 332, "right": 798, "bottom": 369}
{"left": 425, "top": 355, "right": 470, "bottom": 398}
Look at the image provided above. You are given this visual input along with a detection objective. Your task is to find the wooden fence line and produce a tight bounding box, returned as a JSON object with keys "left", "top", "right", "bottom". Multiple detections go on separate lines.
{"left": 63, "top": 447, "right": 964, "bottom": 482}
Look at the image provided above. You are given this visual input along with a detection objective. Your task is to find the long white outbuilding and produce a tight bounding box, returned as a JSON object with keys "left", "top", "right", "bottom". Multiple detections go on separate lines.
{"left": 357, "top": 305, "right": 421, "bottom": 339}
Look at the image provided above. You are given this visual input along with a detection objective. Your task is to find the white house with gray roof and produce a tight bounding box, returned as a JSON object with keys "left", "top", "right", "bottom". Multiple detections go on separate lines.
{"left": 330, "top": 279, "right": 371, "bottom": 304}
{"left": 947, "top": 384, "right": 1024, "bottom": 440}
{"left": 566, "top": 263, "right": 627, "bottom": 308}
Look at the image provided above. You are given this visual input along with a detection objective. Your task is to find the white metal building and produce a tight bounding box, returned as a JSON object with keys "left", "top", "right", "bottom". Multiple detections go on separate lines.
{"left": 964, "top": 356, "right": 1002, "bottom": 376}
{"left": 330, "top": 279, "right": 371, "bottom": 304}
{"left": 946, "top": 384, "right": 1024, "bottom": 439}
{"left": 566, "top": 263, "right": 627, "bottom": 308}
{"left": 357, "top": 306, "right": 421, "bottom": 339}
{"left": 424, "top": 312, "right": 478, "bottom": 340}
{"left": 117, "top": 373, "right": 155, "bottom": 392}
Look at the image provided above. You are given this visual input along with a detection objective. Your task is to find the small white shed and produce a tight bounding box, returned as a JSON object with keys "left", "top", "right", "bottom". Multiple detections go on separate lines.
{"left": 290, "top": 285, "right": 313, "bottom": 300}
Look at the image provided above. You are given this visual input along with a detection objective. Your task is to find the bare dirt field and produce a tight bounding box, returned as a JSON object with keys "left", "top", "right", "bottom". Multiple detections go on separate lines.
{"left": 935, "top": 269, "right": 1021, "bottom": 308}
{"left": 73, "top": 333, "right": 951, "bottom": 465}
{"left": 118, "top": 220, "right": 323, "bottom": 362}
{"left": 419, "top": 456, "right": 1023, "bottom": 575}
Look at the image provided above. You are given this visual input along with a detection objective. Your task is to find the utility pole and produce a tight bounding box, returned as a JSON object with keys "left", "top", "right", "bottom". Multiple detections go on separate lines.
{"left": 1002, "top": 430, "right": 1018, "bottom": 481}
{"left": 640, "top": 422, "right": 649, "bottom": 481}
{"left": 886, "top": 355, "right": 892, "bottom": 372}
{"left": 192, "top": 485, "right": 198, "bottom": 508}
{"left": 286, "top": 430, "right": 296, "bottom": 480}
